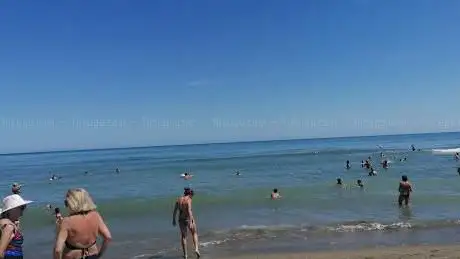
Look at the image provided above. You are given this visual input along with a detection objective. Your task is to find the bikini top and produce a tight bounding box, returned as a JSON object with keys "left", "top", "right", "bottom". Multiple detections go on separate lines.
{"left": 1, "top": 223, "right": 24, "bottom": 256}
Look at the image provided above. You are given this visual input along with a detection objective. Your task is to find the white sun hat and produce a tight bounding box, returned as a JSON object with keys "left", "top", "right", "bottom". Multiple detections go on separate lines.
{"left": 0, "top": 194, "right": 33, "bottom": 214}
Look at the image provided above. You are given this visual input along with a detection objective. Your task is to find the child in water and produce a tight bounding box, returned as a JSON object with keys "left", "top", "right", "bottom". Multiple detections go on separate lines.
{"left": 271, "top": 189, "right": 281, "bottom": 200}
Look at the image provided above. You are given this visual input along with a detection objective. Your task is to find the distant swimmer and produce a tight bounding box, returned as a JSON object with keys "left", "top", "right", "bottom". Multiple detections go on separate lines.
{"left": 336, "top": 178, "right": 343, "bottom": 185}
{"left": 172, "top": 187, "right": 200, "bottom": 259}
{"left": 11, "top": 182, "right": 22, "bottom": 194}
{"left": 357, "top": 179, "right": 364, "bottom": 188}
{"left": 455, "top": 153, "right": 459, "bottom": 161}
{"left": 368, "top": 167, "right": 377, "bottom": 176}
{"left": 115, "top": 168, "right": 120, "bottom": 174}
{"left": 382, "top": 160, "right": 389, "bottom": 169}
{"left": 271, "top": 188, "right": 281, "bottom": 200}
{"left": 49, "top": 174, "right": 61, "bottom": 181}
{"left": 84, "top": 171, "right": 88, "bottom": 175}
{"left": 411, "top": 144, "right": 416, "bottom": 151}
{"left": 181, "top": 172, "right": 193, "bottom": 180}
{"left": 398, "top": 175, "right": 413, "bottom": 207}
{"left": 235, "top": 170, "right": 241, "bottom": 176}
{"left": 364, "top": 160, "right": 371, "bottom": 169}
{"left": 346, "top": 160, "right": 351, "bottom": 170}
{"left": 361, "top": 160, "right": 365, "bottom": 168}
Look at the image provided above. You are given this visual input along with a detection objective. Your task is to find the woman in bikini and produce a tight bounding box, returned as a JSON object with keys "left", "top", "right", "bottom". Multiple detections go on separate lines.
{"left": 0, "top": 194, "right": 33, "bottom": 259}
{"left": 54, "top": 188, "right": 112, "bottom": 259}
{"left": 172, "top": 188, "right": 200, "bottom": 259}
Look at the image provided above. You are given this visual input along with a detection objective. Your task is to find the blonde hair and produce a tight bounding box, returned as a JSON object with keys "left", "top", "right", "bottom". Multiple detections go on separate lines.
{"left": 65, "top": 188, "right": 97, "bottom": 214}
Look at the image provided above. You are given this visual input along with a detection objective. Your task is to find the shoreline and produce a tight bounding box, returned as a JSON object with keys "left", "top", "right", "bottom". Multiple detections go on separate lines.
{"left": 221, "top": 244, "right": 460, "bottom": 259}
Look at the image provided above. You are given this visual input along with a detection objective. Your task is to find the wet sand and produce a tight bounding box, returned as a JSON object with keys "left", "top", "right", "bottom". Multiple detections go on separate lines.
{"left": 221, "top": 244, "right": 460, "bottom": 259}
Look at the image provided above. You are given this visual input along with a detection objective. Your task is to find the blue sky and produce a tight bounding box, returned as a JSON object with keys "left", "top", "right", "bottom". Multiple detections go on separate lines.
{"left": 1, "top": 0, "right": 460, "bottom": 153}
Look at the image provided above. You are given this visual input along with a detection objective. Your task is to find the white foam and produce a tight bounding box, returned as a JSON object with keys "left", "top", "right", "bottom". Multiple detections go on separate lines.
{"left": 200, "top": 238, "right": 229, "bottom": 247}
{"left": 329, "top": 222, "right": 411, "bottom": 232}
{"left": 432, "top": 148, "right": 460, "bottom": 155}
{"left": 238, "top": 224, "right": 295, "bottom": 231}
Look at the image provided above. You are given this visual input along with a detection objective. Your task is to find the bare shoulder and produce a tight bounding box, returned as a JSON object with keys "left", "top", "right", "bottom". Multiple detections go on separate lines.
{"left": 59, "top": 217, "right": 71, "bottom": 228}
{"left": 90, "top": 210, "right": 105, "bottom": 223}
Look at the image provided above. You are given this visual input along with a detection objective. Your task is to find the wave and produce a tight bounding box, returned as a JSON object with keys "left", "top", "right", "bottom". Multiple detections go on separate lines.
{"left": 210, "top": 219, "right": 460, "bottom": 238}
{"left": 432, "top": 148, "right": 460, "bottom": 155}
{"left": 126, "top": 217, "right": 460, "bottom": 258}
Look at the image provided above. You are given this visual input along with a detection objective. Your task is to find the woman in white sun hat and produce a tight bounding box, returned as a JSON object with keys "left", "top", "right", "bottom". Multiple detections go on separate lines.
{"left": 0, "top": 194, "right": 33, "bottom": 259}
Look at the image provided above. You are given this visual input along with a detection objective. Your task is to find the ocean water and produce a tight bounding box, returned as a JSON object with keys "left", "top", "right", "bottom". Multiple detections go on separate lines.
{"left": 1, "top": 132, "right": 460, "bottom": 258}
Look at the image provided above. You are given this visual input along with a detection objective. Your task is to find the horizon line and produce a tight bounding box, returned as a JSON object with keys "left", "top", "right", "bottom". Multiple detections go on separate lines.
{"left": 1, "top": 131, "right": 458, "bottom": 157}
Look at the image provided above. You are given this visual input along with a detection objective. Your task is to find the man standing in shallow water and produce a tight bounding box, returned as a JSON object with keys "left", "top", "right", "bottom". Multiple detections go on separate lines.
{"left": 173, "top": 188, "right": 200, "bottom": 259}
{"left": 398, "top": 175, "right": 413, "bottom": 207}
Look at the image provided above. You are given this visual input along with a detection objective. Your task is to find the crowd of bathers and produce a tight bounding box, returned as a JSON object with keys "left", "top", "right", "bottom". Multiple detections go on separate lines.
{"left": 1, "top": 180, "right": 201, "bottom": 259}
{"left": 1, "top": 145, "right": 459, "bottom": 259}
{"left": 270, "top": 145, "right": 460, "bottom": 207}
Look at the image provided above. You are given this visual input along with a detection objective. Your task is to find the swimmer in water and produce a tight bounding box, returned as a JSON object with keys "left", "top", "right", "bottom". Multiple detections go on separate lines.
{"left": 364, "top": 160, "right": 371, "bottom": 169}
{"left": 336, "top": 178, "right": 343, "bottom": 185}
{"left": 368, "top": 167, "right": 377, "bottom": 176}
{"left": 361, "top": 160, "right": 365, "bottom": 168}
{"left": 382, "top": 159, "right": 389, "bottom": 169}
{"left": 455, "top": 153, "right": 459, "bottom": 161}
{"left": 11, "top": 183, "right": 22, "bottom": 194}
{"left": 346, "top": 160, "right": 351, "bottom": 170}
{"left": 115, "top": 168, "right": 120, "bottom": 174}
{"left": 271, "top": 189, "right": 281, "bottom": 200}
{"left": 411, "top": 144, "right": 416, "bottom": 151}
{"left": 357, "top": 179, "right": 364, "bottom": 188}
{"left": 235, "top": 170, "right": 241, "bottom": 176}
{"left": 45, "top": 204, "right": 53, "bottom": 213}
{"left": 398, "top": 175, "right": 412, "bottom": 207}
{"left": 182, "top": 172, "right": 193, "bottom": 180}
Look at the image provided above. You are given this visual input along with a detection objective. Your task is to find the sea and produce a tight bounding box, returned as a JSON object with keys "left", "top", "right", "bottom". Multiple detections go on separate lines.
{"left": 1, "top": 132, "right": 460, "bottom": 259}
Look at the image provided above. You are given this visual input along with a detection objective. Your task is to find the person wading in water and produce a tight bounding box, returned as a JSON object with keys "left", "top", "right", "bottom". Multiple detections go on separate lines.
{"left": 398, "top": 175, "right": 413, "bottom": 207}
{"left": 172, "top": 188, "right": 200, "bottom": 259}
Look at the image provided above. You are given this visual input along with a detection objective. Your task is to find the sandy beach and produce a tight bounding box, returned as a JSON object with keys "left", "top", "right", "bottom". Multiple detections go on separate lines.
{"left": 222, "top": 244, "right": 460, "bottom": 259}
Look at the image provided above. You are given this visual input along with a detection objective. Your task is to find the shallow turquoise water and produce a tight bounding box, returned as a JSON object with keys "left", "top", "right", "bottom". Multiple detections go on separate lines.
{"left": 1, "top": 132, "right": 460, "bottom": 258}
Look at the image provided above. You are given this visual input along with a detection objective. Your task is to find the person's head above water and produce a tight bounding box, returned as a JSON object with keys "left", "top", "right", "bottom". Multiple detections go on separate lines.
{"left": 184, "top": 187, "right": 194, "bottom": 197}
{"left": 336, "top": 178, "right": 342, "bottom": 184}
{"left": 357, "top": 179, "right": 363, "bottom": 186}
{"left": 54, "top": 207, "right": 60, "bottom": 215}
{"left": 401, "top": 175, "right": 408, "bottom": 182}
{"left": 11, "top": 183, "right": 22, "bottom": 194}
{"left": 273, "top": 188, "right": 278, "bottom": 193}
